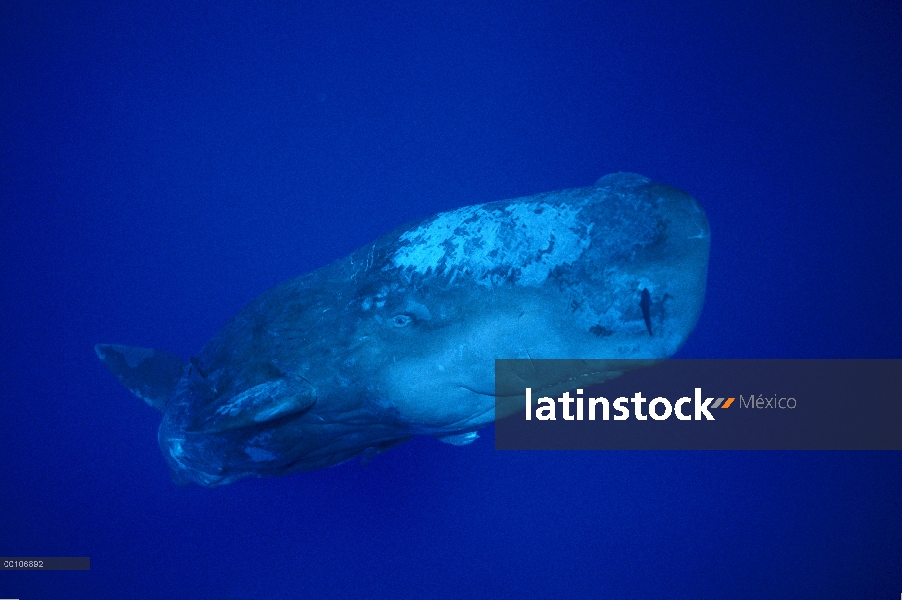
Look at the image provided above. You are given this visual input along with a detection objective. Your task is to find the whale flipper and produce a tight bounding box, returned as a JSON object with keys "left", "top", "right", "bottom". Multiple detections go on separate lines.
{"left": 436, "top": 432, "right": 480, "bottom": 446}
{"left": 186, "top": 376, "right": 318, "bottom": 433}
{"left": 95, "top": 344, "right": 186, "bottom": 411}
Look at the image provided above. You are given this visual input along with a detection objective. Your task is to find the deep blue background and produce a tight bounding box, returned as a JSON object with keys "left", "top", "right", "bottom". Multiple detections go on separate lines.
{"left": 2, "top": 1, "right": 901, "bottom": 598}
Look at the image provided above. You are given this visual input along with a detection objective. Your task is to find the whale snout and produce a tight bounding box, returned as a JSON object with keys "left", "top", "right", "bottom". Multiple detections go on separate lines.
{"left": 654, "top": 183, "right": 710, "bottom": 245}
{"left": 647, "top": 183, "right": 710, "bottom": 352}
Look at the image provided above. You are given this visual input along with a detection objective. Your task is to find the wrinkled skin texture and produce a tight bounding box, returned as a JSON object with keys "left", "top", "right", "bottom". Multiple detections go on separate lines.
{"left": 98, "top": 173, "right": 710, "bottom": 486}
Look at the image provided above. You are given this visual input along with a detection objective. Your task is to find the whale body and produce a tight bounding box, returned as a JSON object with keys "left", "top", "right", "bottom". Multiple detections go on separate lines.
{"left": 96, "top": 173, "right": 710, "bottom": 486}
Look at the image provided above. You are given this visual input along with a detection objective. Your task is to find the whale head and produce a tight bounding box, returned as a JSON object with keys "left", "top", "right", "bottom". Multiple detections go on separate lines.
{"left": 352, "top": 172, "right": 709, "bottom": 432}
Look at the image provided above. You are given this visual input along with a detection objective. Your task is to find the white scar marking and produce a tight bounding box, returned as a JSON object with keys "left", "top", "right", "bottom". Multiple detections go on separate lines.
{"left": 390, "top": 202, "right": 590, "bottom": 286}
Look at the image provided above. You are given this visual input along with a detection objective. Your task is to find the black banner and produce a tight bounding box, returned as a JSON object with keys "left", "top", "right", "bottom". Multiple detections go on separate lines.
{"left": 494, "top": 359, "right": 902, "bottom": 450}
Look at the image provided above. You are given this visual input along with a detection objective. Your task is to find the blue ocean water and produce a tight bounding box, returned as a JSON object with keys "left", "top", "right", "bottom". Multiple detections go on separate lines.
{"left": 2, "top": 1, "right": 900, "bottom": 598}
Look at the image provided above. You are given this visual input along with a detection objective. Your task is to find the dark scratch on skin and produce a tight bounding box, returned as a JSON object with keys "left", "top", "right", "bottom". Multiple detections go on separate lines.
{"left": 640, "top": 288, "right": 653, "bottom": 336}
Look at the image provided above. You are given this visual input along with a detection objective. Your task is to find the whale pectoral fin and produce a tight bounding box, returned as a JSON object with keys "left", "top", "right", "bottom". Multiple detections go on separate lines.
{"left": 95, "top": 344, "right": 186, "bottom": 411}
{"left": 187, "top": 376, "right": 317, "bottom": 433}
{"left": 436, "top": 432, "right": 479, "bottom": 446}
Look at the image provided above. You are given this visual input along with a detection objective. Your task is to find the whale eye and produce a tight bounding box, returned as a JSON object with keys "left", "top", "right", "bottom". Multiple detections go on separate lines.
{"left": 391, "top": 314, "right": 413, "bottom": 328}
